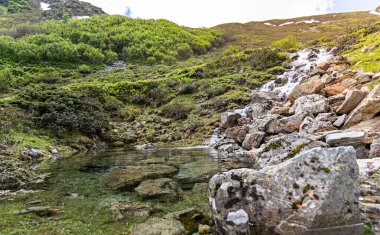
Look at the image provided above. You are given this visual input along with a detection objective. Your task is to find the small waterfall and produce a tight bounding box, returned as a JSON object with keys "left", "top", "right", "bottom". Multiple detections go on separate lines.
{"left": 208, "top": 48, "right": 335, "bottom": 146}
{"left": 260, "top": 48, "right": 334, "bottom": 99}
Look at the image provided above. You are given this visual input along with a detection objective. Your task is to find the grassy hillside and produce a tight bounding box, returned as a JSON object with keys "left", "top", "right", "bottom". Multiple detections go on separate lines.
{"left": 216, "top": 11, "right": 380, "bottom": 48}
{"left": 0, "top": 9, "right": 380, "bottom": 161}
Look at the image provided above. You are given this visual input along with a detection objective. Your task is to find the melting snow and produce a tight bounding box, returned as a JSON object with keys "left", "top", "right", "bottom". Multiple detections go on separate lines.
{"left": 40, "top": 2, "right": 51, "bottom": 11}
{"left": 296, "top": 19, "right": 320, "bottom": 24}
{"left": 264, "top": 22, "right": 276, "bottom": 26}
{"left": 279, "top": 22, "right": 294, "bottom": 27}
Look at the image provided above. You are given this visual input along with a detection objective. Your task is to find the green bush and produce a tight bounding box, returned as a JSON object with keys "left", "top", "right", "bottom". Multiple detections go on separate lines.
{"left": 272, "top": 36, "right": 301, "bottom": 50}
{"left": 78, "top": 64, "right": 91, "bottom": 74}
{"left": 160, "top": 101, "right": 194, "bottom": 120}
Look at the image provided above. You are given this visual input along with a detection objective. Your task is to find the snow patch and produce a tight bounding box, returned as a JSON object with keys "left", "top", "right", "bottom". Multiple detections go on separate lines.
{"left": 40, "top": 2, "right": 51, "bottom": 11}
{"left": 72, "top": 16, "right": 90, "bottom": 20}
{"left": 227, "top": 209, "right": 249, "bottom": 225}
{"left": 296, "top": 19, "right": 320, "bottom": 24}
{"left": 279, "top": 22, "right": 294, "bottom": 27}
{"left": 264, "top": 22, "right": 276, "bottom": 26}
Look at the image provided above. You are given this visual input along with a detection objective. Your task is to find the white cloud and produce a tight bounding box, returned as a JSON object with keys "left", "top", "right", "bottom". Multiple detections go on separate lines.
{"left": 82, "top": 0, "right": 334, "bottom": 27}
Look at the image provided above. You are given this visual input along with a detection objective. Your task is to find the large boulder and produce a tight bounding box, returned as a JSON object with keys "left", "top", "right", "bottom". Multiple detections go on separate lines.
{"left": 209, "top": 147, "right": 360, "bottom": 235}
{"left": 130, "top": 217, "right": 186, "bottom": 235}
{"left": 336, "top": 89, "right": 367, "bottom": 114}
{"left": 289, "top": 94, "right": 329, "bottom": 116}
{"left": 101, "top": 164, "right": 177, "bottom": 190}
{"left": 135, "top": 178, "right": 180, "bottom": 201}
{"left": 225, "top": 126, "right": 249, "bottom": 144}
{"left": 344, "top": 84, "right": 380, "bottom": 128}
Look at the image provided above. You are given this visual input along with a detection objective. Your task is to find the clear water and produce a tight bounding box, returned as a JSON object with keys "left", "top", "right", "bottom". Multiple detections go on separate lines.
{"left": 0, "top": 147, "right": 221, "bottom": 234}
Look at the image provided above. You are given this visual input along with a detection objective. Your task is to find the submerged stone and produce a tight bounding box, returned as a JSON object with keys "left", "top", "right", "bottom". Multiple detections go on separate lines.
{"left": 130, "top": 217, "right": 186, "bottom": 235}
{"left": 101, "top": 164, "right": 177, "bottom": 190}
{"left": 135, "top": 178, "right": 180, "bottom": 201}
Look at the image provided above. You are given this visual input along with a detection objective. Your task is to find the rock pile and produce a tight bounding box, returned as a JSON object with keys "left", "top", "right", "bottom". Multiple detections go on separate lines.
{"left": 210, "top": 49, "right": 380, "bottom": 234}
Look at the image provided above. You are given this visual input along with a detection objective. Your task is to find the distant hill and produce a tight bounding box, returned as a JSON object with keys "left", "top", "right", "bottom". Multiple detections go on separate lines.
{"left": 0, "top": 0, "right": 104, "bottom": 19}
{"left": 215, "top": 11, "right": 380, "bottom": 48}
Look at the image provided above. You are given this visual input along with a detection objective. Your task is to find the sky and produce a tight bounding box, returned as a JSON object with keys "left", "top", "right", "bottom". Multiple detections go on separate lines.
{"left": 82, "top": 0, "right": 380, "bottom": 27}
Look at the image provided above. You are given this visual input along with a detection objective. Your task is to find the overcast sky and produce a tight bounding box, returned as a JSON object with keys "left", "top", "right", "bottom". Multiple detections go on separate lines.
{"left": 82, "top": 0, "right": 380, "bottom": 27}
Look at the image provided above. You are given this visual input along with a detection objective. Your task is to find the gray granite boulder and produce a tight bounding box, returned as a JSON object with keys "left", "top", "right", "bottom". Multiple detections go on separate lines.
{"left": 209, "top": 147, "right": 360, "bottom": 235}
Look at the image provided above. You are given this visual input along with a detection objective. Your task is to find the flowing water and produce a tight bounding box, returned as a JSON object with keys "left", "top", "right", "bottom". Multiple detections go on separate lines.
{"left": 0, "top": 147, "right": 222, "bottom": 234}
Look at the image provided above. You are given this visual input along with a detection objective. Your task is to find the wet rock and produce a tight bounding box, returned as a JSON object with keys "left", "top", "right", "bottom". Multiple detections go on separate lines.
{"left": 130, "top": 217, "right": 186, "bottom": 235}
{"left": 101, "top": 164, "right": 177, "bottom": 190}
{"left": 251, "top": 114, "right": 279, "bottom": 132}
{"left": 251, "top": 91, "right": 282, "bottom": 103}
{"left": 326, "top": 131, "right": 365, "bottom": 147}
{"left": 135, "top": 178, "right": 180, "bottom": 201}
{"left": 344, "top": 84, "right": 380, "bottom": 128}
{"left": 135, "top": 143, "right": 155, "bottom": 150}
{"left": 250, "top": 102, "right": 273, "bottom": 118}
{"left": 225, "top": 126, "right": 249, "bottom": 144}
{"left": 336, "top": 89, "right": 367, "bottom": 114}
{"left": 299, "top": 113, "right": 337, "bottom": 134}
{"left": 242, "top": 131, "right": 265, "bottom": 150}
{"left": 220, "top": 112, "right": 241, "bottom": 129}
{"left": 266, "top": 113, "right": 306, "bottom": 134}
{"left": 253, "top": 133, "right": 328, "bottom": 169}
{"left": 50, "top": 148, "right": 58, "bottom": 154}
{"left": 333, "top": 114, "right": 347, "bottom": 128}
{"left": 317, "top": 61, "right": 330, "bottom": 71}
{"left": 110, "top": 201, "right": 153, "bottom": 220}
{"left": 165, "top": 208, "right": 206, "bottom": 232}
{"left": 209, "top": 147, "right": 360, "bottom": 235}
{"left": 309, "top": 68, "right": 326, "bottom": 76}
{"left": 176, "top": 159, "right": 220, "bottom": 189}
{"left": 289, "top": 94, "right": 329, "bottom": 116}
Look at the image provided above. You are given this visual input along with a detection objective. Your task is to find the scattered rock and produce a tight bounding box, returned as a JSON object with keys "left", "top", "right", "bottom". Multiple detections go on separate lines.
{"left": 344, "top": 84, "right": 380, "bottom": 128}
{"left": 266, "top": 113, "right": 306, "bottom": 134}
{"left": 135, "top": 143, "right": 155, "bottom": 150}
{"left": 220, "top": 112, "right": 242, "bottom": 129}
{"left": 370, "top": 137, "right": 380, "bottom": 158}
{"left": 242, "top": 131, "right": 265, "bottom": 150}
{"left": 289, "top": 94, "right": 329, "bottom": 115}
{"left": 326, "top": 131, "right": 365, "bottom": 147}
{"left": 209, "top": 147, "right": 360, "bottom": 234}
{"left": 225, "top": 126, "right": 248, "bottom": 144}
{"left": 50, "top": 148, "right": 58, "bottom": 154}
{"left": 288, "top": 75, "right": 325, "bottom": 101}
{"left": 21, "top": 148, "right": 44, "bottom": 160}
{"left": 336, "top": 89, "right": 367, "bottom": 114}
{"left": 135, "top": 178, "right": 180, "bottom": 201}
{"left": 299, "top": 113, "right": 337, "bottom": 134}
{"left": 333, "top": 114, "right": 347, "bottom": 128}
{"left": 130, "top": 217, "right": 186, "bottom": 235}
{"left": 101, "top": 164, "right": 177, "bottom": 190}
{"left": 348, "top": 116, "right": 380, "bottom": 144}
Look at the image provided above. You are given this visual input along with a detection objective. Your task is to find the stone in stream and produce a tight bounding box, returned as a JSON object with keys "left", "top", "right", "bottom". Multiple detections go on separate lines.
{"left": 101, "top": 164, "right": 177, "bottom": 190}
{"left": 135, "top": 178, "right": 180, "bottom": 201}
{"left": 130, "top": 217, "right": 186, "bottom": 235}
{"left": 176, "top": 159, "right": 220, "bottom": 189}
{"left": 344, "top": 84, "right": 380, "bottom": 128}
{"left": 209, "top": 147, "right": 360, "bottom": 235}
{"left": 110, "top": 201, "right": 153, "bottom": 220}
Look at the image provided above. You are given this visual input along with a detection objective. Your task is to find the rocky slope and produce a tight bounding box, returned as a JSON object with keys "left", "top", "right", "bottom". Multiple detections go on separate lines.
{"left": 210, "top": 47, "right": 380, "bottom": 234}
